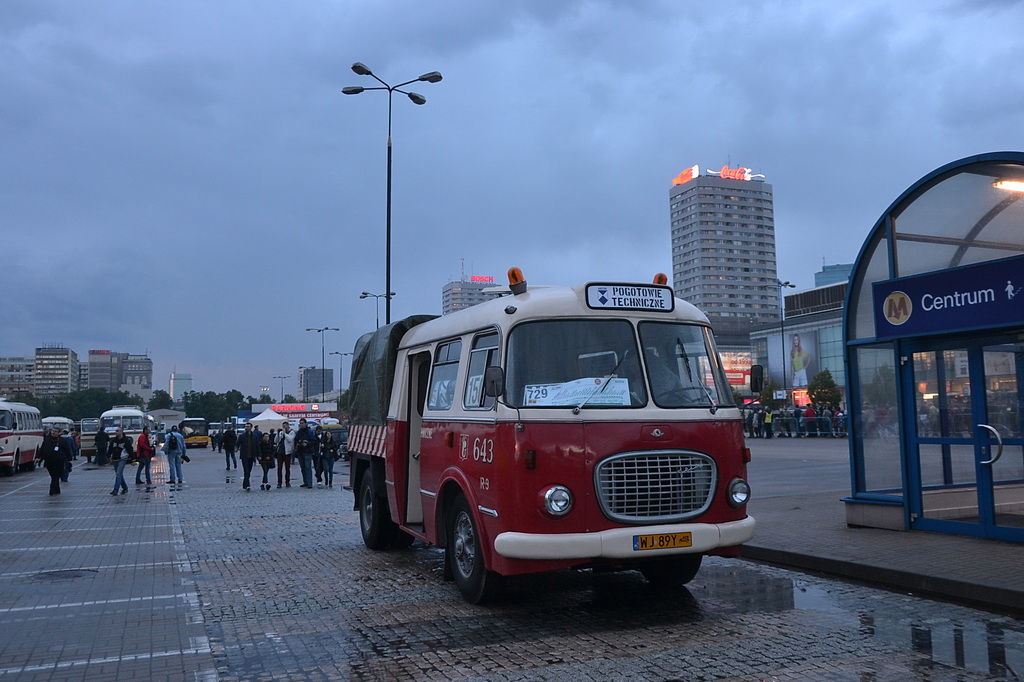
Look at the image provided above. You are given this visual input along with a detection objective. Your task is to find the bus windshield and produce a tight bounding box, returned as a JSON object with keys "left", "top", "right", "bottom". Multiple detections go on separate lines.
{"left": 180, "top": 419, "right": 208, "bottom": 438}
{"left": 101, "top": 415, "right": 144, "bottom": 431}
{"left": 80, "top": 418, "right": 100, "bottom": 434}
{"left": 0, "top": 410, "right": 12, "bottom": 430}
{"left": 504, "top": 319, "right": 734, "bottom": 410}
{"left": 505, "top": 319, "right": 647, "bottom": 408}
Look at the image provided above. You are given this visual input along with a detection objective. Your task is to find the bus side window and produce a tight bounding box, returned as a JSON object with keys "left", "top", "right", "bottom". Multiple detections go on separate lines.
{"left": 427, "top": 340, "right": 463, "bottom": 412}
{"left": 463, "top": 332, "right": 500, "bottom": 410}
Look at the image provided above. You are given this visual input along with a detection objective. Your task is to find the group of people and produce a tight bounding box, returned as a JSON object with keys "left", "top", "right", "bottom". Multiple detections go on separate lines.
{"left": 227, "top": 419, "right": 343, "bottom": 492}
{"left": 744, "top": 403, "right": 847, "bottom": 439}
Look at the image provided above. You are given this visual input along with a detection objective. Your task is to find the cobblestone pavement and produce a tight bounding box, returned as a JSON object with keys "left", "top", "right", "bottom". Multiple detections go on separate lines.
{"left": 2, "top": 452, "right": 1023, "bottom": 681}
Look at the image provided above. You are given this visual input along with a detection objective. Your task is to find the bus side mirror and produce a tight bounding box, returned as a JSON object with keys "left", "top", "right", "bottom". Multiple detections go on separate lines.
{"left": 483, "top": 366, "right": 505, "bottom": 398}
{"left": 749, "top": 365, "right": 764, "bottom": 394}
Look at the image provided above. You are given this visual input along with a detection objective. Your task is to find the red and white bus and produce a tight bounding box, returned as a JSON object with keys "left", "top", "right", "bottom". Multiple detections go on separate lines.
{"left": 347, "top": 268, "right": 756, "bottom": 603}
{"left": 0, "top": 400, "right": 44, "bottom": 475}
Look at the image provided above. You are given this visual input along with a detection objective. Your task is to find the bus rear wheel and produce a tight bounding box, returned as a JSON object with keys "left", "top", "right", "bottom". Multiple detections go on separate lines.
{"left": 447, "top": 494, "right": 502, "bottom": 604}
{"left": 358, "top": 472, "right": 396, "bottom": 550}
{"left": 638, "top": 554, "right": 703, "bottom": 587}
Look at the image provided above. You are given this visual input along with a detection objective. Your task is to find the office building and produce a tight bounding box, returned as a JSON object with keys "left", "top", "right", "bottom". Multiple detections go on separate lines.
{"left": 298, "top": 368, "right": 333, "bottom": 401}
{"left": 34, "top": 344, "right": 79, "bottom": 398}
{"left": 169, "top": 373, "right": 193, "bottom": 401}
{"left": 669, "top": 164, "right": 780, "bottom": 347}
{"left": 442, "top": 276, "right": 501, "bottom": 315}
{"left": 0, "top": 356, "right": 35, "bottom": 399}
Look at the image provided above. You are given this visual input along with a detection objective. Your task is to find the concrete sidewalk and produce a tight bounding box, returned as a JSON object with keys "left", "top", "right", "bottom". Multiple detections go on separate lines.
{"left": 741, "top": 437, "right": 1024, "bottom": 615}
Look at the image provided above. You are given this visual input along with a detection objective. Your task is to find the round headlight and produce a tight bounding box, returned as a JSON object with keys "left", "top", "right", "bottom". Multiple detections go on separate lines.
{"left": 728, "top": 478, "right": 751, "bottom": 507}
{"left": 543, "top": 485, "right": 573, "bottom": 516}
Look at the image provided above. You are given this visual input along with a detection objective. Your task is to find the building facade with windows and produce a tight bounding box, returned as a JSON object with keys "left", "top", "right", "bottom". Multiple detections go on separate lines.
{"left": 33, "top": 345, "right": 79, "bottom": 398}
{"left": 669, "top": 164, "right": 780, "bottom": 396}
{"left": 0, "top": 356, "right": 35, "bottom": 399}
{"left": 442, "top": 276, "right": 501, "bottom": 315}
{"left": 298, "top": 368, "right": 333, "bottom": 401}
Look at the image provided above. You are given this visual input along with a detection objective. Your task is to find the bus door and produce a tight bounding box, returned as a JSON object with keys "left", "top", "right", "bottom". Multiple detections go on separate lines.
{"left": 904, "top": 334, "right": 1024, "bottom": 541}
{"left": 403, "top": 351, "right": 431, "bottom": 528}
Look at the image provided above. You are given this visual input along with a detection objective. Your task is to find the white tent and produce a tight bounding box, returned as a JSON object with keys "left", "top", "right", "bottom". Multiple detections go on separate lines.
{"left": 246, "top": 407, "right": 289, "bottom": 430}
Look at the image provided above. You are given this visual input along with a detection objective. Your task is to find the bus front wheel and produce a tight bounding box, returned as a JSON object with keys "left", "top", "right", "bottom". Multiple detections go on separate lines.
{"left": 447, "top": 494, "right": 502, "bottom": 604}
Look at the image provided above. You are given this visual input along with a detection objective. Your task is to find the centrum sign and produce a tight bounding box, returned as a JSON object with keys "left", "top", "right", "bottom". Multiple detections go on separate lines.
{"left": 873, "top": 254, "right": 1024, "bottom": 339}
{"left": 586, "top": 283, "right": 675, "bottom": 312}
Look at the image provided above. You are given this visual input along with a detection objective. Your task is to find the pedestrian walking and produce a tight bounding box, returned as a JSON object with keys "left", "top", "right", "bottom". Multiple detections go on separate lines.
{"left": 258, "top": 432, "right": 275, "bottom": 490}
{"left": 222, "top": 426, "right": 237, "bottom": 470}
{"left": 108, "top": 427, "right": 135, "bottom": 496}
{"left": 275, "top": 421, "right": 295, "bottom": 488}
{"left": 135, "top": 425, "right": 154, "bottom": 485}
{"left": 321, "top": 430, "right": 339, "bottom": 489}
{"left": 294, "top": 418, "right": 317, "bottom": 488}
{"left": 59, "top": 429, "right": 77, "bottom": 481}
{"left": 163, "top": 425, "right": 186, "bottom": 487}
{"left": 237, "top": 422, "right": 260, "bottom": 491}
{"left": 313, "top": 425, "right": 324, "bottom": 486}
{"left": 94, "top": 426, "right": 110, "bottom": 466}
{"left": 37, "top": 426, "right": 74, "bottom": 495}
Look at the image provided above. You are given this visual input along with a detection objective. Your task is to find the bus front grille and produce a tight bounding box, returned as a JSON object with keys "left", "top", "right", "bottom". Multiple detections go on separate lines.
{"left": 594, "top": 450, "right": 716, "bottom": 524}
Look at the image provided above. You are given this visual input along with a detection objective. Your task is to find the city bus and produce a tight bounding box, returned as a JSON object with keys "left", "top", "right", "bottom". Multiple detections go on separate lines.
{"left": 347, "top": 267, "right": 756, "bottom": 603}
{"left": 0, "top": 400, "right": 44, "bottom": 475}
{"left": 179, "top": 418, "right": 210, "bottom": 448}
{"left": 100, "top": 406, "right": 156, "bottom": 448}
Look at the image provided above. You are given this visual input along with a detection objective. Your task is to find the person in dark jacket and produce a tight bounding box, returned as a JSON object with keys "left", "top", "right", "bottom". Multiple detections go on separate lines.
{"left": 320, "top": 430, "right": 339, "bottom": 489}
{"left": 107, "top": 427, "right": 136, "bottom": 496}
{"left": 222, "top": 427, "right": 238, "bottom": 470}
{"left": 294, "top": 419, "right": 317, "bottom": 488}
{"left": 237, "top": 423, "right": 260, "bottom": 491}
{"left": 258, "top": 433, "right": 275, "bottom": 490}
{"left": 37, "top": 427, "right": 74, "bottom": 495}
{"left": 94, "top": 427, "right": 110, "bottom": 466}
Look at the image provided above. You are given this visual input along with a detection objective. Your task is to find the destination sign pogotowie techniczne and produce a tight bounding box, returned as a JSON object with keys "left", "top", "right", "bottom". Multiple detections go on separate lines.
{"left": 586, "top": 284, "right": 675, "bottom": 312}
{"left": 872, "top": 254, "right": 1024, "bottom": 339}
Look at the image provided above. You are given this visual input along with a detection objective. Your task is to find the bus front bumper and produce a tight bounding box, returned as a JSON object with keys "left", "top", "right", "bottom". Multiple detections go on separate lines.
{"left": 493, "top": 516, "right": 755, "bottom": 560}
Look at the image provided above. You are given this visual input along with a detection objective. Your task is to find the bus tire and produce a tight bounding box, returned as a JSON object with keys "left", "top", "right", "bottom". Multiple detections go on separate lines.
{"left": 638, "top": 554, "right": 703, "bottom": 587}
{"left": 358, "top": 472, "right": 395, "bottom": 550}
{"left": 447, "top": 494, "right": 502, "bottom": 604}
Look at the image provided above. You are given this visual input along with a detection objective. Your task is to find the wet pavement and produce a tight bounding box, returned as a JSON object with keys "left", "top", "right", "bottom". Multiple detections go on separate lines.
{"left": 0, "top": 445, "right": 1022, "bottom": 680}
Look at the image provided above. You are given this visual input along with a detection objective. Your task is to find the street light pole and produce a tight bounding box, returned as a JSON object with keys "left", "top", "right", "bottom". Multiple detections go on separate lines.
{"left": 359, "top": 291, "right": 395, "bottom": 329}
{"left": 777, "top": 280, "right": 796, "bottom": 400}
{"left": 343, "top": 62, "right": 442, "bottom": 325}
{"left": 329, "top": 351, "right": 353, "bottom": 398}
{"left": 272, "top": 375, "right": 290, "bottom": 404}
{"left": 306, "top": 328, "right": 339, "bottom": 401}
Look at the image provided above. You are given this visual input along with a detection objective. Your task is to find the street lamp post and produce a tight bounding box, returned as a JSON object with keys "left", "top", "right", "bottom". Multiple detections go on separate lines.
{"left": 329, "top": 351, "right": 353, "bottom": 397}
{"left": 359, "top": 291, "right": 395, "bottom": 329}
{"left": 272, "top": 375, "right": 290, "bottom": 404}
{"left": 306, "top": 328, "right": 339, "bottom": 401}
{"left": 343, "top": 62, "right": 442, "bottom": 325}
{"left": 777, "top": 280, "right": 796, "bottom": 400}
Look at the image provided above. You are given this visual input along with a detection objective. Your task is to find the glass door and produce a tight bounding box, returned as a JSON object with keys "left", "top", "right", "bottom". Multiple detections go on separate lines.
{"left": 905, "top": 336, "right": 1024, "bottom": 541}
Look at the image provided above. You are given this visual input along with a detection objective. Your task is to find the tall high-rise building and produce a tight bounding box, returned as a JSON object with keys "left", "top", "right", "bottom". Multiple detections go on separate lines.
{"left": 169, "top": 373, "right": 193, "bottom": 401}
{"left": 33, "top": 344, "right": 79, "bottom": 398}
{"left": 442, "top": 275, "right": 501, "bottom": 315}
{"left": 669, "top": 164, "right": 780, "bottom": 348}
{"left": 298, "top": 368, "right": 333, "bottom": 401}
{"left": 90, "top": 350, "right": 153, "bottom": 400}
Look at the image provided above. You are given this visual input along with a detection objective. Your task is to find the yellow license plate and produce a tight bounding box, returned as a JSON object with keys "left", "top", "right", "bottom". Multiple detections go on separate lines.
{"left": 633, "top": 532, "right": 692, "bottom": 551}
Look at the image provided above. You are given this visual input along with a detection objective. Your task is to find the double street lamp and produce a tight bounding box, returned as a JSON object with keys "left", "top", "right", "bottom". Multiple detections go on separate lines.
{"left": 359, "top": 291, "right": 395, "bottom": 329}
{"left": 272, "top": 375, "right": 290, "bottom": 404}
{"left": 343, "top": 62, "right": 442, "bottom": 326}
{"left": 329, "top": 351, "right": 354, "bottom": 397}
{"left": 305, "top": 328, "right": 339, "bottom": 400}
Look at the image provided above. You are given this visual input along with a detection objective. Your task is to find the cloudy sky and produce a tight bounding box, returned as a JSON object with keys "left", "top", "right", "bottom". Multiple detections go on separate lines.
{"left": 4, "top": 0, "right": 1022, "bottom": 398}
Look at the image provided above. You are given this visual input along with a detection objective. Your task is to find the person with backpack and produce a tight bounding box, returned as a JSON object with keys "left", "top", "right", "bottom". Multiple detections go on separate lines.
{"left": 163, "top": 425, "right": 186, "bottom": 487}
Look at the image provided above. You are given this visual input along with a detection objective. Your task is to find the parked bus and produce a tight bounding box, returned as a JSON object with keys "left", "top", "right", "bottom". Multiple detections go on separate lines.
{"left": 100, "top": 406, "right": 156, "bottom": 448}
{"left": 42, "top": 416, "right": 75, "bottom": 433}
{"left": 78, "top": 418, "right": 101, "bottom": 458}
{"left": 347, "top": 268, "right": 756, "bottom": 603}
{"left": 179, "top": 418, "right": 210, "bottom": 448}
{"left": 0, "top": 400, "right": 44, "bottom": 475}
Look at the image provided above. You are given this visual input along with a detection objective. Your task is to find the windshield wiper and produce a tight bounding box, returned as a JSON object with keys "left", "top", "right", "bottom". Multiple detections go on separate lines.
{"left": 573, "top": 350, "right": 630, "bottom": 414}
{"left": 676, "top": 339, "right": 718, "bottom": 413}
